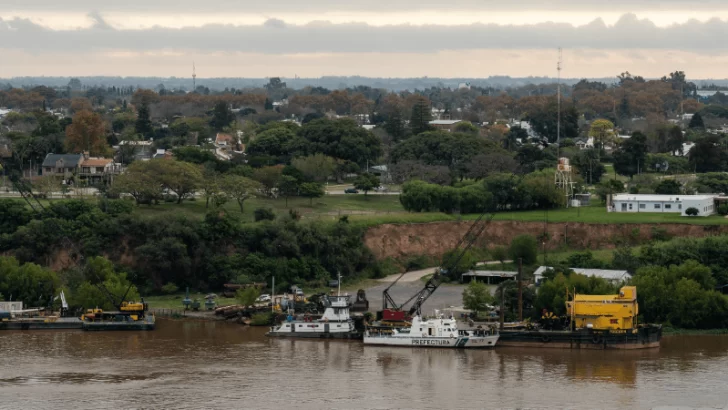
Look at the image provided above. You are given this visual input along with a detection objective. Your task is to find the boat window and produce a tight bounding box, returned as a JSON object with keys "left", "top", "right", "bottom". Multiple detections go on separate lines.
{"left": 285, "top": 324, "right": 290, "bottom": 328}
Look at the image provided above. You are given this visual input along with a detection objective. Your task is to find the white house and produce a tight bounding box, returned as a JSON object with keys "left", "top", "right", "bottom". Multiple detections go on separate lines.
{"left": 533, "top": 267, "right": 631, "bottom": 286}
{"left": 609, "top": 194, "right": 716, "bottom": 216}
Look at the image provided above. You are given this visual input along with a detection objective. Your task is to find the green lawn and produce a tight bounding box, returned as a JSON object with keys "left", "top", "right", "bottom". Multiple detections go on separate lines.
{"left": 132, "top": 194, "right": 406, "bottom": 222}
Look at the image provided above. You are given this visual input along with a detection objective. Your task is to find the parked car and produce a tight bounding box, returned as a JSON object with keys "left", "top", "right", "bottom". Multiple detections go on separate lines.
{"left": 374, "top": 185, "right": 388, "bottom": 192}
{"left": 256, "top": 294, "right": 271, "bottom": 302}
{"left": 344, "top": 188, "right": 359, "bottom": 194}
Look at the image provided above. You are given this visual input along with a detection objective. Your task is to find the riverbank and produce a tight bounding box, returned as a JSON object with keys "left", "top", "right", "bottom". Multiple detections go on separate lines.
{"left": 662, "top": 327, "right": 728, "bottom": 335}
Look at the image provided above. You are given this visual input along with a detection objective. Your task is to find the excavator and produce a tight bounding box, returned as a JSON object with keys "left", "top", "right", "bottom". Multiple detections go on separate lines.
{"left": 377, "top": 213, "right": 494, "bottom": 327}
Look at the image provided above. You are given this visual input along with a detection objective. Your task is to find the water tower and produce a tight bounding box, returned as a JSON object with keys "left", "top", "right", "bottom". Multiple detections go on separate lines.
{"left": 555, "top": 157, "right": 575, "bottom": 207}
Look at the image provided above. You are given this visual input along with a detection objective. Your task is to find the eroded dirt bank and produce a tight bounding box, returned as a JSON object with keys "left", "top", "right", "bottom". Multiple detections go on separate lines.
{"left": 363, "top": 220, "right": 727, "bottom": 260}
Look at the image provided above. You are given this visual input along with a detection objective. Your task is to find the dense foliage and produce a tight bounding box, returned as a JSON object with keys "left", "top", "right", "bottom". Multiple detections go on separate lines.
{"left": 0, "top": 199, "right": 379, "bottom": 296}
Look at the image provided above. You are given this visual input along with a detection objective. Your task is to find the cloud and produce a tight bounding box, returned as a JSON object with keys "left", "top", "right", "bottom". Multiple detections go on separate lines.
{"left": 3, "top": 0, "right": 728, "bottom": 13}
{"left": 0, "top": 13, "right": 727, "bottom": 54}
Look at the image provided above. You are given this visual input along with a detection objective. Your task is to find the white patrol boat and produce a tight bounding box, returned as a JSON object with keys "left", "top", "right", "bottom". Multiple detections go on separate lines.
{"left": 364, "top": 311, "right": 499, "bottom": 348}
{"left": 266, "top": 295, "right": 362, "bottom": 339}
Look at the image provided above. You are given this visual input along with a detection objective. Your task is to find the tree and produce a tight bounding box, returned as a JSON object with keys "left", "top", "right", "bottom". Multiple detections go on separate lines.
{"left": 298, "top": 118, "right": 382, "bottom": 166}
{"left": 246, "top": 127, "right": 306, "bottom": 164}
{"left": 654, "top": 179, "right": 682, "bottom": 195}
{"left": 571, "top": 148, "right": 605, "bottom": 184}
{"left": 409, "top": 97, "right": 433, "bottom": 135}
{"left": 153, "top": 159, "right": 203, "bottom": 204}
{"left": 111, "top": 161, "right": 163, "bottom": 205}
{"left": 252, "top": 166, "right": 284, "bottom": 197}
{"left": 491, "top": 246, "right": 508, "bottom": 268}
{"left": 454, "top": 121, "right": 478, "bottom": 134}
{"left": 221, "top": 174, "right": 261, "bottom": 212}
{"left": 277, "top": 175, "right": 299, "bottom": 207}
{"left": 612, "top": 131, "right": 648, "bottom": 178}
{"left": 384, "top": 107, "right": 406, "bottom": 141}
{"left": 135, "top": 103, "right": 153, "bottom": 138}
{"left": 200, "top": 167, "right": 221, "bottom": 209}
{"left": 527, "top": 101, "right": 579, "bottom": 143}
{"left": 210, "top": 101, "right": 235, "bottom": 131}
{"left": 236, "top": 287, "right": 260, "bottom": 307}
{"left": 595, "top": 179, "right": 625, "bottom": 203}
{"left": 462, "top": 280, "right": 494, "bottom": 312}
{"left": 65, "top": 110, "right": 109, "bottom": 156}
{"left": 299, "top": 182, "right": 324, "bottom": 205}
{"left": 291, "top": 154, "right": 336, "bottom": 182}
{"left": 353, "top": 173, "right": 380, "bottom": 195}
{"left": 589, "top": 119, "right": 616, "bottom": 154}
{"left": 689, "top": 136, "right": 727, "bottom": 173}
{"left": 688, "top": 112, "right": 705, "bottom": 129}
{"left": 508, "top": 234, "right": 538, "bottom": 265}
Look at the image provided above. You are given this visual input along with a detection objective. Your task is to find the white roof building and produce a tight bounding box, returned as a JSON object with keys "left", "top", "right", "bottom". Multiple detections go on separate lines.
{"left": 533, "top": 267, "right": 632, "bottom": 285}
{"left": 609, "top": 194, "right": 717, "bottom": 216}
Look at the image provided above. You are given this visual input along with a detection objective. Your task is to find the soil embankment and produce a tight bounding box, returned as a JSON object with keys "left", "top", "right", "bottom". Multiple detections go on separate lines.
{"left": 363, "top": 220, "right": 727, "bottom": 260}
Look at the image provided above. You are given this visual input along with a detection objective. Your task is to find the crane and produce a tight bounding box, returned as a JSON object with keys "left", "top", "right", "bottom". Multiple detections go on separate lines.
{"left": 379, "top": 212, "right": 494, "bottom": 323}
{"left": 0, "top": 159, "right": 147, "bottom": 317}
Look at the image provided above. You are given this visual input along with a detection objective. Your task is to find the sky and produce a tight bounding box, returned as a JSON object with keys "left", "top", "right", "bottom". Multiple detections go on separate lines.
{"left": 2, "top": 1, "right": 728, "bottom": 79}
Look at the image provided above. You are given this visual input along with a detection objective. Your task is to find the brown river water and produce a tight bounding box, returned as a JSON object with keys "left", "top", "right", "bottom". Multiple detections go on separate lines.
{"left": 0, "top": 319, "right": 727, "bottom": 410}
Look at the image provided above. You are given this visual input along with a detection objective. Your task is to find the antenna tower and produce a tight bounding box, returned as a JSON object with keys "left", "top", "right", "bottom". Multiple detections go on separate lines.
{"left": 557, "top": 47, "right": 562, "bottom": 157}
{"left": 192, "top": 62, "right": 197, "bottom": 91}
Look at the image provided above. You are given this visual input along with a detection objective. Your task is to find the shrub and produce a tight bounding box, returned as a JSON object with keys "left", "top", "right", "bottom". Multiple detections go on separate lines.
{"left": 718, "top": 204, "right": 728, "bottom": 216}
{"left": 685, "top": 207, "right": 699, "bottom": 216}
{"left": 161, "top": 282, "right": 179, "bottom": 294}
{"left": 254, "top": 207, "right": 276, "bottom": 222}
{"left": 250, "top": 312, "right": 274, "bottom": 326}
{"left": 98, "top": 198, "right": 134, "bottom": 216}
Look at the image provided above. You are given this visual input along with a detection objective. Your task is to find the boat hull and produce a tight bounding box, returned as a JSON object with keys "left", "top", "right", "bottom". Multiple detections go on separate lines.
{"left": 363, "top": 335, "right": 499, "bottom": 348}
{"left": 82, "top": 316, "right": 156, "bottom": 331}
{"left": 266, "top": 331, "right": 362, "bottom": 339}
{"left": 498, "top": 326, "right": 662, "bottom": 350}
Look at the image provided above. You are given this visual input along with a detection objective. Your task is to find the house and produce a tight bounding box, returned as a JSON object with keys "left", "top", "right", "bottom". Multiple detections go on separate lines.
{"left": 429, "top": 119, "right": 463, "bottom": 132}
{"left": 115, "top": 140, "right": 154, "bottom": 161}
{"left": 608, "top": 194, "right": 717, "bottom": 216}
{"left": 42, "top": 152, "right": 122, "bottom": 185}
{"left": 533, "top": 267, "right": 632, "bottom": 286}
{"left": 369, "top": 164, "right": 391, "bottom": 183}
{"left": 575, "top": 137, "right": 594, "bottom": 150}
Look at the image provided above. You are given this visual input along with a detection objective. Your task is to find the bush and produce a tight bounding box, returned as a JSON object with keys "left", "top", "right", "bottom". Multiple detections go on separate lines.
{"left": 718, "top": 204, "right": 728, "bottom": 216}
{"left": 250, "top": 312, "right": 274, "bottom": 326}
{"left": 236, "top": 287, "right": 260, "bottom": 306}
{"left": 161, "top": 282, "right": 179, "bottom": 294}
{"left": 254, "top": 207, "right": 276, "bottom": 222}
{"left": 98, "top": 198, "right": 134, "bottom": 216}
{"left": 685, "top": 207, "right": 699, "bottom": 216}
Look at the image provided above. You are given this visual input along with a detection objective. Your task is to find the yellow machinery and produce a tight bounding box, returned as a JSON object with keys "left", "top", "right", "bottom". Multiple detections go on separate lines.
{"left": 566, "top": 286, "right": 638, "bottom": 331}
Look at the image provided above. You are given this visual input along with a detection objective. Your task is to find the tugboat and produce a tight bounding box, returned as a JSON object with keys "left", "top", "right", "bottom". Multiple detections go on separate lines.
{"left": 266, "top": 294, "right": 361, "bottom": 339}
{"left": 364, "top": 310, "right": 499, "bottom": 348}
{"left": 498, "top": 286, "right": 661, "bottom": 349}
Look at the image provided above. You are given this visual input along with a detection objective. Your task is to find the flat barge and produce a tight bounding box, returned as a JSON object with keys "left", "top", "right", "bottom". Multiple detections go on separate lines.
{"left": 0, "top": 317, "right": 83, "bottom": 330}
{"left": 498, "top": 326, "right": 662, "bottom": 350}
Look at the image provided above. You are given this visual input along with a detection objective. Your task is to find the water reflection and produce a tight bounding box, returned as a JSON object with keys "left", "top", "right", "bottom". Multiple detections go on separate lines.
{"left": 0, "top": 321, "right": 727, "bottom": 410}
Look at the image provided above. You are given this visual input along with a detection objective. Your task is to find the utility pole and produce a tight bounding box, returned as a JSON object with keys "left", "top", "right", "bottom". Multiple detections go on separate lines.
{"left": 499, "top": 285, "right": 505, "bottom": 331}
{"left": 557, "top": 47, "right": 562, "bottom": 158}
{"left": 517, "top": 257, "right": 523, "bottom": 322}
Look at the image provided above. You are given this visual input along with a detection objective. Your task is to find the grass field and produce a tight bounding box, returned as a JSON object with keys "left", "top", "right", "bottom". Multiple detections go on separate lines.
{"left": 132, "top": 194, "right": 406, "bottom": 222}
{"left": 15, "top": 191, "right": 728, "bottom": 227}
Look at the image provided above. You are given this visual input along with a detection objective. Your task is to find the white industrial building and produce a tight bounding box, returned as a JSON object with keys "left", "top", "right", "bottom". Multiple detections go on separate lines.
{"left": 608, "top": 194, "right": 716, "bottom": 217}
{"left": 533, "top": 267, "right": 632, "bottom": 286}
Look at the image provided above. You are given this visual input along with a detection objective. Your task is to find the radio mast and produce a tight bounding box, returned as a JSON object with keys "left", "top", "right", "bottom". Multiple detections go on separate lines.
{"left": 557, "top": 47, "right": 562, "bottom": 157}
{"left": 192, "top": 62, "right": 197, "bottom": 92}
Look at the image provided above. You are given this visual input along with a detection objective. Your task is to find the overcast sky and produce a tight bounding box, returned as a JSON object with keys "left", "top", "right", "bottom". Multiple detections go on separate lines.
{"left": 2, "top": 1, "right": 728, "bottom": 79}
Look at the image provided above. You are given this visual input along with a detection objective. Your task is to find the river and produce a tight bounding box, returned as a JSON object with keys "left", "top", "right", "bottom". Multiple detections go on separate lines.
{"left": 0, "top": 319, "right": 726, "bottom": 410}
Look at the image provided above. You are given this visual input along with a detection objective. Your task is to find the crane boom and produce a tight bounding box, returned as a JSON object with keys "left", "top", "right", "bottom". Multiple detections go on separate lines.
{"left": 403, "top": 213, "right": 494, "bottom": 317}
